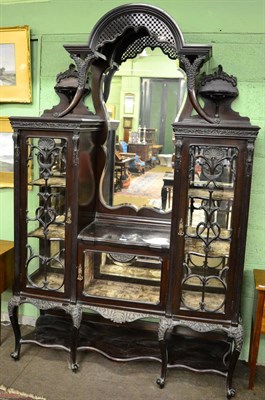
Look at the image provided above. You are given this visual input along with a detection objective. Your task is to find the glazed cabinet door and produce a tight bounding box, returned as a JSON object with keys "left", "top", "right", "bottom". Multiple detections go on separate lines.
{"left": 14, "top": 130, "right": 77, "bottom": 301}
{"left": 170, "top": 138, "right": 248, "bottom": 322}
{"left": 77, "top": 244, "right": 169, "bottom": 313}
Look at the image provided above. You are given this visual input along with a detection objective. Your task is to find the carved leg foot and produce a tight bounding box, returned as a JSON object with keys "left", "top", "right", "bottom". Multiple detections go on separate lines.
{"left": 156, "top": 339, "right": 168, "bottom": 389}
{"left": 227, "top": 388, "right": 236, "bottom": 399}
{"left": 10, "top": 349, "right": 20, "bottom": 361}
{"left": 156, "top": 318, "right": 172, "bottom": 388}
{"left": 8, "top": 300, "right": 21, "bottom": 361}
{"left": 71, "top": 362, "right": 79, "bottom": 372}
{"left": 69, "top": 307, "right": 82, "bottom": 372}
{"left": 70, "top": 325, "right": 79, "bottom": 373}
{"left": 156, "top": 377, "right": 165, "bottom": 389}
{"left": 226, "top": 325, "right": 242, "bottom": 398}
{"left": 226, "top": 345, "right": 241, "bottom": 398}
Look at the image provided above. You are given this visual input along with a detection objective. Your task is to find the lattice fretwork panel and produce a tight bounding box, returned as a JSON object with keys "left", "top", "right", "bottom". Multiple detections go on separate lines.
{"left": 96, "top": 13, "right": 177, "bottom": 57}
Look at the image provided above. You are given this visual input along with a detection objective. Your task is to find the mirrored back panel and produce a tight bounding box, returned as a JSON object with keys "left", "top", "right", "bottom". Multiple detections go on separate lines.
{"left": 101, "top": 48, "right": 186, "bottom": 213}
{"left": 82, "top": 250, "right": 163, "bottom": 305}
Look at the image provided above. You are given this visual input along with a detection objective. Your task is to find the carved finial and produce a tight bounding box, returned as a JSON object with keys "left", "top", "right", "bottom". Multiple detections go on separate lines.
{"left": 55, "top": 64, "right": 78, "bottom": 84}
{"left": 200, "top": 65, "right": 237, "bottom": 89}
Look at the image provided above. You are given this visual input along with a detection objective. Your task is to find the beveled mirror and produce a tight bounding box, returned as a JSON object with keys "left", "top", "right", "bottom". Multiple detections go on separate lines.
{"left": 102, "top": 47, "right": 187, "bottom": 212}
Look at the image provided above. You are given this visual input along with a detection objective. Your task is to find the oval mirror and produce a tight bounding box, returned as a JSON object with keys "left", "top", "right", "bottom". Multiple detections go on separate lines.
{"left": 101, "top": 47, "right": 186, "bottom": 212}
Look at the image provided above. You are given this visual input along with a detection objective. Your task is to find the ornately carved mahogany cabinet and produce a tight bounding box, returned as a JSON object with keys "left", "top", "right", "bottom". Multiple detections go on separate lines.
{"left": 8, "top": 4, "right": 259, "bottom": 398}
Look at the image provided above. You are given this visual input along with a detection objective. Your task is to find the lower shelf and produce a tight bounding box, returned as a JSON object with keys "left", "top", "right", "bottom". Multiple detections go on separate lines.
{"left": 21, "top": 314, "right": 231, "bottom": 374}
{"left": 166, "top": 326, "right": 231, "bottom": 375}
{"left": 78, "top": 317, "right": 161, "bottom": 361}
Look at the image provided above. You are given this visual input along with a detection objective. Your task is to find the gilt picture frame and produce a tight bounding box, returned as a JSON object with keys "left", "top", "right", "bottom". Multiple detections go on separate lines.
{"left": 0, "top": 117, "right": 14, "bottom": 188}
{"left": 0, "top": 26, "right": 32, "bottom": 103}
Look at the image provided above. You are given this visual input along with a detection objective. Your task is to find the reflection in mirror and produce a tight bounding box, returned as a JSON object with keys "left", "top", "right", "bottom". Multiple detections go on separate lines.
{"left": 102, "top": 48, "right": 186, "bottom": 212}
{"left": 124, "top": 93, "right": 135, "bottom": 114}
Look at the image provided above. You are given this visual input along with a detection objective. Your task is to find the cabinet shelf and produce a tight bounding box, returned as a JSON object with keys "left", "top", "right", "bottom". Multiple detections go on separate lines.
{"left": 189, "top": 187, "right": 234, "bottom": 201}
{"left": 186, "top": 226, "right": 231, "bottom": 240}
{"left": 185, "top": 238, "right": 230, "bottom": 257}
{"left": 22, "top": 315, "right": 162, "bottom": 362}
{"left": 79, "top": 220, "right": 170, "bottom": 250}
{"left": 83, "top": 279, "right": 160, "bottom": 304}
{"left": 181, "top": 290, "right": 225, "bottom": 313}
{"left": 166, "top": 326, "right": 231, "bottom": 374}
{"left": 21, "top": 315, "right": 232, "bottom": 372}
{"left": 29, "top": 271, "right": 64, "bottom": 291}
{"left": 28, "top": 224, "right": 65, "bottom": 240}
{"left": 100, "top": 263, "right": 161, "bottom": 281}
{"left": 29, "top": 176, "right": 66, "bottom": 187}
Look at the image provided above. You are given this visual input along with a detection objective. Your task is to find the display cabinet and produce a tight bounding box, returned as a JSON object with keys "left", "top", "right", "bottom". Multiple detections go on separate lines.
{"left": 8, "top": 116, "right": 103, "bottom": 369}
{"left": 8, "top": 3, "right": 259, "bottom": 399}
{"left": 156, "top": 67, "right": 259, "bottom": 397}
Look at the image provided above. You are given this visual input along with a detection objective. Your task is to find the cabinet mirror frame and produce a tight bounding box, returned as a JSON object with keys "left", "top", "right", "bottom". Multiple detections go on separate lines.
{"left": 62, "top": 3, "right": 212, "bottom": 218}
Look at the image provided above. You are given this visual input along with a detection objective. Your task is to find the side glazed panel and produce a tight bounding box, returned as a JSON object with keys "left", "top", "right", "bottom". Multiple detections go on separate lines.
{"left": 16, "top": 132, "right": 76, "bottom": 299}
{"left": 26, "top": 137, "right": 67, "bottom": 293}
{"left": 180, "top": 144, "right": 237, "bottom": 314}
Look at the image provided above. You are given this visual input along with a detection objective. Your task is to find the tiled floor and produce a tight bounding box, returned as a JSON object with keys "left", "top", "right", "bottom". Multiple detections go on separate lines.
{"left": 0, "top": 322, "right": 264, "bottom": 400}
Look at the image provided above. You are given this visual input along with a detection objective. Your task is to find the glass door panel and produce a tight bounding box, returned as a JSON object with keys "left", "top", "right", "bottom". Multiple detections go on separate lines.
{"left": 180, "top": 145, "right": 238, "bottom": 314}
{"left": 25, "top": 137, "right": 67, "bottom": 293}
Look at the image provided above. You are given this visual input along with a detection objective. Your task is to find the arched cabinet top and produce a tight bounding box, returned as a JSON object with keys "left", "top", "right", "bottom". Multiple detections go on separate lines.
{"left": 59, "top": 3, "right": 213, "bottom": 121}
{"left": 87, "top": 3, "right": 212, "bottom": 64}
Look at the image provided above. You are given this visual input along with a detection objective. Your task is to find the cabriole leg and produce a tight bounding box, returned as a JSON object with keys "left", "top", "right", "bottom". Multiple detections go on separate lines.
{"left": 156, "top": 338, "right": 168, "bottom": 388}
{"left": 70, "top": 325, "right": 79, "bottom": 372}
{"left": 156, "top": 318, "right": 172, "bottom": 388}
{"left": 8, "top": 296, "right": 21, "bottom": 360}
{"left": 226, "top": 324, "right": 243, "bottom": 399}
{"left": 68, "top": 306, "right": 82, "bottom": 372}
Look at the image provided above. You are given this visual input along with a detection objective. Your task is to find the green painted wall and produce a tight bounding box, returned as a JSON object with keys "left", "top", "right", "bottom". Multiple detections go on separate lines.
{"left": 1, "top": 0, "right": 265, "bottom": 363}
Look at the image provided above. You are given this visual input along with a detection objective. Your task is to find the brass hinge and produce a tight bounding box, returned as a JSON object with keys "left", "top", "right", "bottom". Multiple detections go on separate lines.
{"left": 77, "top": 264, "right": 83, "bottom": 281}
{"left": 66, "top": 207, "right": 72, "bottom": 224}
{"left": 178, "top": 218, "right": 185, "bottom": 236}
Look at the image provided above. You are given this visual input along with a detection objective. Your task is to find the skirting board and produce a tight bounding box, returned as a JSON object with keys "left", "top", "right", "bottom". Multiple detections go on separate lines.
{"left": 1, "top": 311, "right": 36, "bottom": 327}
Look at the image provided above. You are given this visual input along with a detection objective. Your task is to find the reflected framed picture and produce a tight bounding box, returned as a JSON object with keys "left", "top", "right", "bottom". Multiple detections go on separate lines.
{"left": 124, "top": 93, "right": 135, "bottom": 114}
{"left": 123, "top": 117, "right": 133, "bottom": 129}
{"left": 107, "top": 104, "right": 115, "bottom": 119}
{"left": 0, "top": 26, "right": 32, "bottom": 103}
{"left": 0, "top": 117, "right": 14, "bottom": 188}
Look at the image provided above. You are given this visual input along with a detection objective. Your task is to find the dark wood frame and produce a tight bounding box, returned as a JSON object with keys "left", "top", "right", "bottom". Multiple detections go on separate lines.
{"left": 8, "top": 4, "right": 259, "bottom": 398}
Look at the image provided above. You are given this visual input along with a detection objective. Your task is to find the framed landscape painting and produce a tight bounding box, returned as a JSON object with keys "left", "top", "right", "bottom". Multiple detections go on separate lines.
{"left": 0, "top": 26, "right": 32, "bottom": 103}
{"left": 0, "top": 117, "right": 14, "bottom": 188}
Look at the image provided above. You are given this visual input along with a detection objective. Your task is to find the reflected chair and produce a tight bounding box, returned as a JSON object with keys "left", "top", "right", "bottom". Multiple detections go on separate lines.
{"left": 118, "top": 141, "right": 145, "bottom": 174}
{"left": 119, "top": 141, "right": 128, "bottom": 153}
{"left": 134, "top": 154, "right": 145, "bottom": 174}
{"left": 128, "top": 153, "right": 145, "bottom": 174}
